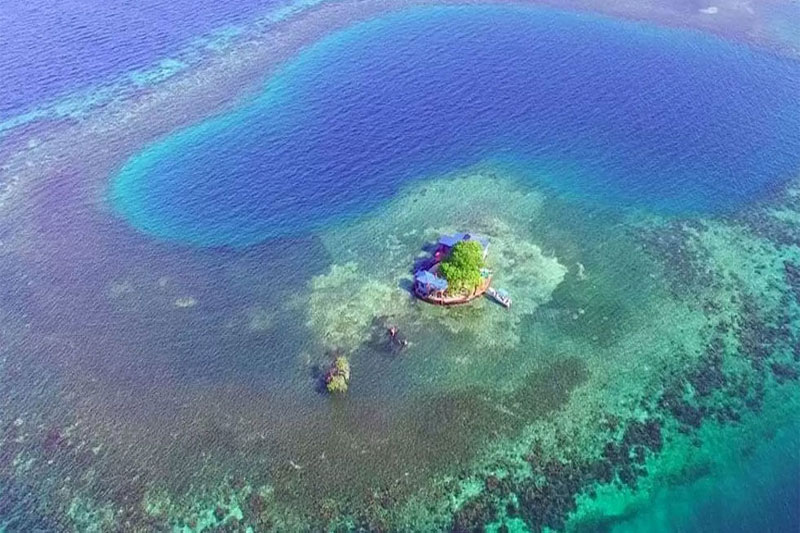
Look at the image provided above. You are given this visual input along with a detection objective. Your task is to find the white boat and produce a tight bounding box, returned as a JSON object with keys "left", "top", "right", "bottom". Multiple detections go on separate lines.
{"left": 487, "top": 287, "right": 511, "bottom": 308}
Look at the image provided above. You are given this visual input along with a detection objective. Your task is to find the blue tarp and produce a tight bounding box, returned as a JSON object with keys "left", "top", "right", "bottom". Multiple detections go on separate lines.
{"left": 415, "top": 270, "right": 448, "bottom": 291}
{"left": 438, "top": 234, "right": 461, "bottom": 248}
{"left": 438, "top": 232, "right": 489, "bottom": 250}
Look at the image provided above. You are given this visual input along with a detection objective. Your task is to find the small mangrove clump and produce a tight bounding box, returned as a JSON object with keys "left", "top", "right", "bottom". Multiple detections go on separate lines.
{"left": 325, "top": 356, "right": 351, "bottom": 393}
{"left": 439, "top": 240, "right": 485, "bottom": 294}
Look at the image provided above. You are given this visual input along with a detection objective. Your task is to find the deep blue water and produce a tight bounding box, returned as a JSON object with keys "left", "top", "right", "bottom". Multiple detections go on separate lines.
{"left": 0, "top": 0, "right": 273, "bottom": 116}
{"left": 110, "top": 5, "right": 800, "bottom": 246}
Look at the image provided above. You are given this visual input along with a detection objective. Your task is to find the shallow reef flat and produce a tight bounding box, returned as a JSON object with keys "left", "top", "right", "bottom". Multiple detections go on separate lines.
{"left": 308, "top": 170, "right": 568, "bottom": 356}
{"left": 3, "top": 166, "right": 799, "bottom": 530}
{"left": 336, "top": 170, "right": 800, "bottom": 532}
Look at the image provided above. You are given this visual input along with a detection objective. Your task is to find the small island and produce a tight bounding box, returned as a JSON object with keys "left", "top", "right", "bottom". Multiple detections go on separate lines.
{"left": 324, "top": 355, "right": 351, "bottom": 393}
{"left": 414, "top": 233, "right": 500, "bottom": 306}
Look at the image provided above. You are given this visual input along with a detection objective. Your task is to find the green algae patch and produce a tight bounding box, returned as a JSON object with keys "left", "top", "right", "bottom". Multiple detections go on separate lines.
{"left": 325, "top": 355, "right": 351, "bottom": 393}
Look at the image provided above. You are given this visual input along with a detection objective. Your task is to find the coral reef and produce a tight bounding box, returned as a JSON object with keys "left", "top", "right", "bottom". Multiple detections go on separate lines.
{"left": 307, "top": 262, "right": 401, "bottom": 351}
{"left": 2, "top": 164, "right": 800, "bottom": 531}
{"left": 434, "top": 176, "right": 800, "bottom": 533}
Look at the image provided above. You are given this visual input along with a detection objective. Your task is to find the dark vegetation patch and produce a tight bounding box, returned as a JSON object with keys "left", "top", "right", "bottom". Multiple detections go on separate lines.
{"left": 658, "top": 285, "right": 798, "bottom": 438}
{"left": 785, "top": 261, "right": 800, "bottom": 304}
{"left": 659, "top": 335, "right": 744, "bottom": 430}
{"left": 510, "top": 358, "right": 590, "bottom": 419}
{"left": 771, "top": 362, "right": 799, "bottom": 384}
{"left": 636, "top": 219, "right": 717, "bottom": 297}
{"left": 448, "top": 413, "right": 666, "bottom": 533}
{"left": 451, "top": 493, "right": 498, "bottom": 533}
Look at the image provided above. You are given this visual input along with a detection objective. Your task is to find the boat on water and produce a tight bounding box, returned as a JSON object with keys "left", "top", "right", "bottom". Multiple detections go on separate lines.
{"left": 487, "top": 287, "right": 512, "bottom": 308}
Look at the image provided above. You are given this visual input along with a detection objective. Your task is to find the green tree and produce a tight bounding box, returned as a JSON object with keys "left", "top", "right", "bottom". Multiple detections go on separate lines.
{"left": 326, "top": 374, "right": 348, "bottom": 393}
{"left": 439, "top": 240, "right": 484, "bottom": 294}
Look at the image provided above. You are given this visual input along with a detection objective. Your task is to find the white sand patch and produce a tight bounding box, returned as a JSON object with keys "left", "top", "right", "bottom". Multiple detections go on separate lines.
{"left": 108, "top": 279, "right": 135, "bottom": 298}
{"left": 246, "top": 306, "right": 275, "bottom": 332}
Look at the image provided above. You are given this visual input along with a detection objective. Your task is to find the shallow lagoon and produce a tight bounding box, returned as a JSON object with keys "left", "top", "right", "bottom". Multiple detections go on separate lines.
{"left": 1, "top": 2, "right": 800, "bottom": 531}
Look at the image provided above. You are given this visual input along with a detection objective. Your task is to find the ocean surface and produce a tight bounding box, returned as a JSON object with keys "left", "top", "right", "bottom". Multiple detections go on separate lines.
{"left": 0, "top": 0, "right": 274, "bottom": 117}
{"left": 110, "top": 5, "right": 800, "bottom": 246}
{"left": 1, "top": 1, "right": 799, "bottom": 531}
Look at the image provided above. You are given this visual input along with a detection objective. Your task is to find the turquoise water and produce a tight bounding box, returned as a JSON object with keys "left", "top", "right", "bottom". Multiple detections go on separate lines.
{"left": 110, "top": 5, "right": 800, "bottom": 246}
{"left": 2, "top": 2, "right": 800, "bottom": 531}
{"left": 608, "top": 422, "right": 800, "bottom": 533}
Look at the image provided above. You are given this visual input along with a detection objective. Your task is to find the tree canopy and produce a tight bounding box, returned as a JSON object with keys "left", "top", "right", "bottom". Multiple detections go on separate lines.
{"left": 439, "top": 240, "right": 484, "bottom": 294}
{"left": 325, "top": 356, "right": 351, "bottom": 393}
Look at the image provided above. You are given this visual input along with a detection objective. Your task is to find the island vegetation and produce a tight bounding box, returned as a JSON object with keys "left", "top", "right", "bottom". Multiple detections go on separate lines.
{"left": 439, "top": 240, "right": 485, "bottom": 294}
{"left": 325, "top": 356, "right": 351, "bottom": 393}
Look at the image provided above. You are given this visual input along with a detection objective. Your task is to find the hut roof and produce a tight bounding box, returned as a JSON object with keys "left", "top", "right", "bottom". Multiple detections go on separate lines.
{"left": 415, "top": 270, "right": 448, "bottom": 291}
{"left": 439, "top": 232, "right": 489, "bottom": 250}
